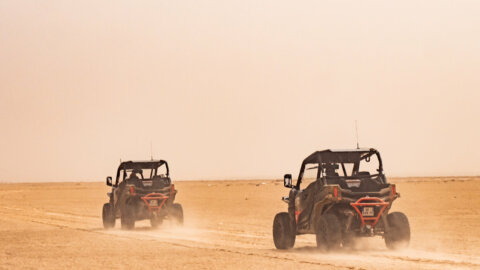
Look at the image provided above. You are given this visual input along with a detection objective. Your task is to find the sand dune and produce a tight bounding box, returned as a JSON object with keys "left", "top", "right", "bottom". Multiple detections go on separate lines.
{"left": 0, "top": 178, "right": 479, "bottom": 269}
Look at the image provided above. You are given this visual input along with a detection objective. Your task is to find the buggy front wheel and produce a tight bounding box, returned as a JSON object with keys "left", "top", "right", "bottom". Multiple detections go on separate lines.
{"left": 102, "top": 203, "right": 115, "bottom": 229}
{"left": 272, "top": 212, "right": 296, "bottom": 249}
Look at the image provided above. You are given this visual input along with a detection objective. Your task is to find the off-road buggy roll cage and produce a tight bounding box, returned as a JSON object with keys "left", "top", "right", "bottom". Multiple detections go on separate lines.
{"left": 294, "top": 148, "right": 385, "bottom": 190}
{"left": 275, "top": 148, "right": 410, "bottom": 251}
{"left": 113, "top": 160, "right": 170, "bottom": 186}
{"left": 103, "top": 159, "right": 183, "bottom": 230}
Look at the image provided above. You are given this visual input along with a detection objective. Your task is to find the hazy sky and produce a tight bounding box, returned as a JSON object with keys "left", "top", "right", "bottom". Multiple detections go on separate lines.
{"left": 1, "top": 1, "right": 479, "bottom": 182}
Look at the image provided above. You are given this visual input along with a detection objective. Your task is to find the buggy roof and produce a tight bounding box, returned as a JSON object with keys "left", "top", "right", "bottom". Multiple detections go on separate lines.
{"left": 302, "top": 148, "right": 378, "bottom": 164}
{"left": 118, "top": 160, "right": 168, "bottom": 170}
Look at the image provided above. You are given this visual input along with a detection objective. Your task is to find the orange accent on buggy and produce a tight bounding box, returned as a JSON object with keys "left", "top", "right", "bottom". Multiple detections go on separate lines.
{"left": 350, "top": 197, "right": 389, "bottom": 227}
{"left": 295, "top": 210, "right": 301, "bottom": 223}
{"left": 390, "top": 185, "right": 396, "bottom": 201}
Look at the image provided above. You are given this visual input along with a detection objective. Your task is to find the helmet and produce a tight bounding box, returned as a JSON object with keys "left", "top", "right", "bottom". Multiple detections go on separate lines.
{"left": 132, "top": 168, "right": 143, "bottom": 174}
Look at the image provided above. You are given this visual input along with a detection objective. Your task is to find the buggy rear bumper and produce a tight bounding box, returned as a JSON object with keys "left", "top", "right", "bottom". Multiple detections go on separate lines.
{"left": 350, "top": 197, "right": 389, "bottom": 227}
{"left": 141, "top": 193, "right": 169, "bottom": 213}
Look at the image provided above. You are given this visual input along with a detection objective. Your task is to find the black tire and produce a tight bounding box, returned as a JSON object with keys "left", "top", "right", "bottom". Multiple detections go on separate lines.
{"left": 272, "top": 212, "right": 296, "bottom": 249}
{"left": 102, "top": 203, "right": 115, "bottom": 229}
{"left": 385, "top": 212, "right": 410, "bottom": 250}
{"left": 315, "top": 213, "right": 342, "bottom": 251}
{"left": 121, "top": 203, "right": 135, "bottom": 230}
{"left": 169, "top": 203, "right": 184, "bottom": 225}
{"left": 150, "top": 216, "right": 163, "bottom": 229}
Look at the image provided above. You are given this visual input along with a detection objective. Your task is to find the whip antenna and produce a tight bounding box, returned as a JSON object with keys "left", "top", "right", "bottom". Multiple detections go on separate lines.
{"left": 355, "top": 120, "right": 360, "bottom": 149}
{"left": 150, "top": 142, "right": 153, "bottom": 161}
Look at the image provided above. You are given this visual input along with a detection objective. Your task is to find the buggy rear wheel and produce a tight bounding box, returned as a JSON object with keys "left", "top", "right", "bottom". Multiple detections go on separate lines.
{"left": 272, "top": 212, "right": 296, "bottom": 249}
{"left": 385, "top": 212, "right": 410, "bottom": 249}
{"left": 169, "top": 203, "right": 184, "bottom": 225}
{"left": 121, "top": 203, "right": 136, "bottom": 230}
{"left": 102, "top": 203, "right": 115, "bottom": 229}
{"left": 315, "top": 213, "right": 342, "bottom": 251}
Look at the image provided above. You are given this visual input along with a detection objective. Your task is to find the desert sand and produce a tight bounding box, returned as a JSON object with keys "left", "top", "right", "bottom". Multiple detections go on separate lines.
{"left": 0, "top": 177, "right": 479, "bottom": 270}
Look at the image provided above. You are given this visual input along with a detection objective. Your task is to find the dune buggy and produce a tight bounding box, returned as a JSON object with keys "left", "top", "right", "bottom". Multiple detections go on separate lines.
{"left": 102, "top": 160, "right": 183, "bottom": 230}
{"left": 273, "top": 148, "right": 410, "bottom": 250}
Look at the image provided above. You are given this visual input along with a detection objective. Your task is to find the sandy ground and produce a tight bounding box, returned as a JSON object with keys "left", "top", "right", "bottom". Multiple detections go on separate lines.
{"left": 0, "top": 177, "right": 479, "bottom": 270}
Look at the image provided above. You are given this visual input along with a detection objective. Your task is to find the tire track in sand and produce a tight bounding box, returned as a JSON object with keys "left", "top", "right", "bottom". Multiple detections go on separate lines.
{"left": 1, "top": 206, "right": 479, "bottom": 270}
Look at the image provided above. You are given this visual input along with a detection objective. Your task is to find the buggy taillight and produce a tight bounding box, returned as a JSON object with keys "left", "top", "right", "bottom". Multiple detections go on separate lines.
{"left": 130, "top": 186, "right": 136, "bottom": 195}
{"left": 333, "top": 187, "right": 338, "bottom": 198}
{"left": 390, "top": 185, "right": 396, "bottom": 200}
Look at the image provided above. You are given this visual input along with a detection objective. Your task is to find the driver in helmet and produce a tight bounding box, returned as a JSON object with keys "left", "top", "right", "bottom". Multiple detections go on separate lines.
{"left": 128, "top": 169, "right": 142, "bottom": 180}
{"left": 325, "top": 163, "right": 339, "bottom": 177}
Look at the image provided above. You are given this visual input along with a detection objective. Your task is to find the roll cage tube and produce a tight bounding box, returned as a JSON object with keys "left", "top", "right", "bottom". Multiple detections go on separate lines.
{"left": 354, "top": 151, "right": 384, "bottom": 175}
{"left": 294, "top": 149, "right": 384, "bottom": 189}
{"left": 295, "top": 163, "right": 306, "bottom": 190}
{"left": 114, "top": 161, "right": 170, "bottom": 187}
